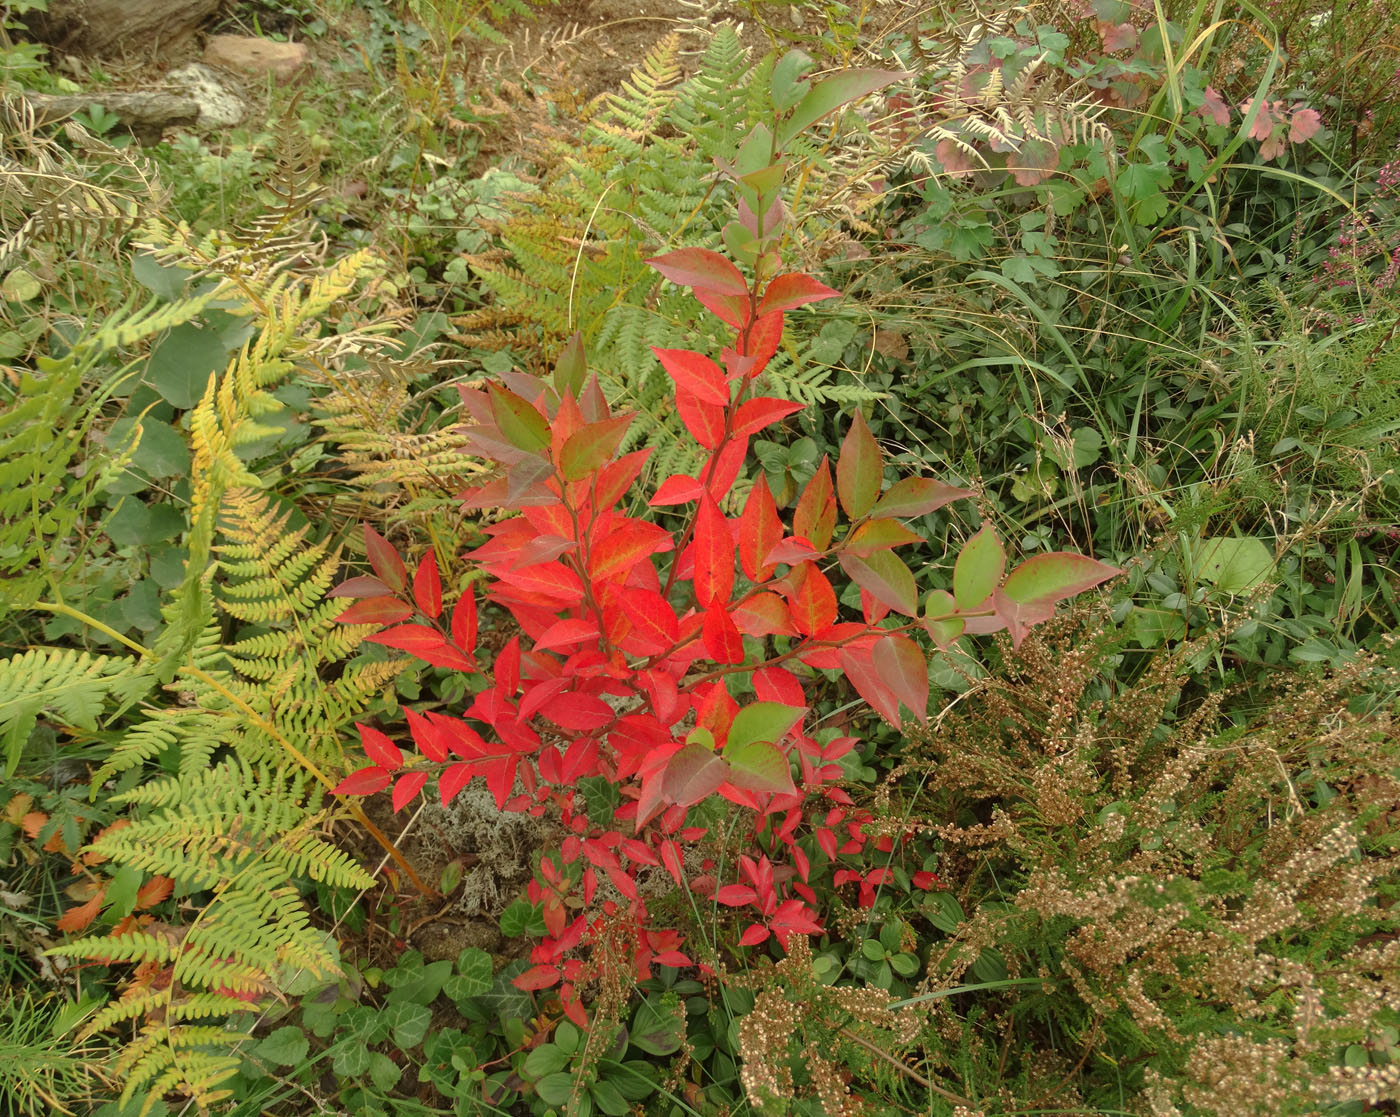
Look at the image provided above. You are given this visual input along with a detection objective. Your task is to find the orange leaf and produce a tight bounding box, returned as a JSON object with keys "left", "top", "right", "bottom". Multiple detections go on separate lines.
{"left": 56, "top": 892, "right": 105, "bottom": 933}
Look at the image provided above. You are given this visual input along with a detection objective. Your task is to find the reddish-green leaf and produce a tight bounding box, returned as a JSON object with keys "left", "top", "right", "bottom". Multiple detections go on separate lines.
{"left": 358, "top": 723, "right": 403, "bottom": 770}
{"left": 871, "top": 477, "right": 975, "bottom": 519}
{"left": 487, "top": 383, "right": 551, "bottom": 454}
{"left": 652, "top": 348, "right": 730, "bottom": 407}
{"left": 1002, "top": 552, "right": 1122, "bottom": 605}
{"left": 872, "top": 633, "right": 928, "bottom": 724}
{"left": 777, "top": 68, "right": 909, "bottom": 148}
{"left": 647, "top": 248, "right": 749, "bottom": 297}
{"left": 738, "top": 474, "right": 783, "bottom": 582}
{"left": 992, "top": 589, "right": 1056, "bottom": 648}
{"left": 335, "top": 597, "right": 414, "bottom": 626}
{"left": 953, "top": 526, "right": 1005, "bottom": 610}
{"left": 724, "top": 740, "right": 796, "bottom": 795}
{"left": 594, "top": 449, "right": 651, "bottom": 511}
{"left": 793, "top": 459, "right": 836, "bottom": 550}
{"left": 844, "top": 518, "right": 921, "bottom": 557}
{"left": 392, "top": 770, "right": 430, "bottom": 812}
{"left": 837, "top": 647, "right": 902, "bottom": 726}
{"left": 559, "top": 414, "right": 632, "bottom": 481}
{"left": 757, "top": 272, "right": 840, "bottom": 316}
{"left": 838, "top": 551, "right": 918, "bottom": 616}
{"left": 662, "top": 743, "right": 729, "bottom": 807}
{"left": 328, "top": 574, "right": 393, "bottom": 599}
{"left": 836, "top": 410, "right": 883, "bottom": 519}
{"left": 788, "top": 561, "right": 837, "bottom": 636}
{"left": 333, "top": 766, "right": 392, "bottom": 797}
{"left": 693, "top": 492, "right": 734, "bottom": 609}
{"left": 554, "top": 330, "right": 587, "bottom": 398}
{"left": 363, "top": 524, "right": 407, "bottom": 593}
{"left": 731, "top": 591, "right": 797, "bottom": 637}
{"left": 732, "top": 397, "right": 804, "bottom": 437}
{"left": 413, "top": 552, "right": 443, "bottom": 618}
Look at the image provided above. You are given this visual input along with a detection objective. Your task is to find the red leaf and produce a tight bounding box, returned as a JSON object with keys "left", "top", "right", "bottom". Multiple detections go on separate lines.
{"left": 872, "top": 633, "right": 928, "bottom": 724}
{"left": 675, "top": 389, "right": 726, "bottom": 450}
{"left": 359, "top": 723, "right": 403, "bottom": 770}
{"left": 590, "top": 521, "right": 674, "bottom": 583}
{"left": 594, "top": 449, "right": 652, "bottom": 511}
{"left": 836, "top": 410, "right": 883, "bottom": 519}
{"left": 739, "top": 923, "right": 770, "bottom": 947}
{"left": 647, "top": 247, "right": 749, "bottom": 296}
{"left": 514, "top": 964, "right": 562, "bottom": 991}
{"left": 335, "top": 597, "right": 414, "bottom": 626}
{"left": 392, "top": 770, "right": 430, "bottom": 812}
{"left": 793, "top": 459, "right": 836, "bottom": 550}
{"left": 367, "top": 625, "right": 478, "bottom": 671}
{"left": 618, "top": 588, "right": 680, "bottom": 653}
{"left": 652, "top": 348, "right": 731, "bottom": 407}
{"left": 754, "top": 666, "right": 805, "bottom": 706}
{"left": 692, "top": 287, "right": 748, "bottom": 329}
{"left": 732, "top": 397, "right": 804, "bottom": 438}
{"left": 406, "top": 709, "right": 448, "bottom": 762}
{"left": 451, "top": 587, "right": 478, "bottom": 654}
{"left": 717, "top": 884, "right": 758, "bottom": 906}
{"left": 738, "top": 475, "right": 783, "bottom": 583}
{"left": 703, "top": 435, "right": 749, "bottom": 502}
{"left": 134, "top": 875, "right": 174, "bottom": 910}
{"left": 702, "top": 604, "right": 745, "bottom": 664}
{"left": 788, "top": 562, "right": 837, "bottom": 636}
{"left": 539, "top": 692, "right": 615, "bottom": 732}
{"left": 757, "top": 272, "right": 840, "bottom": 315}
{"left": 693, "top": 493, "right": 734, "bottom": 609}
{"left": 412, "top": 552, "right": 443, "bottom": 618}
{"left": 333, "top": 766, "right": 392, "bottom": 797}
{"left": 440, "top": 762, "right": 475, "bottom": 806}
{"left": 649, "top": 474, "right": 703, "bottom": 506}
{"left": 363, "top": 524, "right": 407, "bottom": 593}
{"left": 533, "top": 617, "right": 601, "bottom": 651}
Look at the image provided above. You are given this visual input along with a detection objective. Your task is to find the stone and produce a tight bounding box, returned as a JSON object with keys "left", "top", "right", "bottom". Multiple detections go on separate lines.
{"left": 203, "top": 34, "right": 309, "bottom": 85}
{"left": 166, "top": 62, "right": 245, "bottom": 127}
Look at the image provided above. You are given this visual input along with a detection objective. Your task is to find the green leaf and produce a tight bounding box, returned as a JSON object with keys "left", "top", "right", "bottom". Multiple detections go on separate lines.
{"left": 836, "top": 409, "right": 882, "bottom": 518}
{"left": 384, "top": 959, "right": 452, "bottom": 1006}
{"left": 523, "top": 1042, "right": 571, "bottom": 1079}
{"left": 592, "top": 1080, "right": 630, "bottom": 1116}
{"left": 725, "top": 702, "right": 805, "bottom": 754}
{"left": 1194, "top": 537, "right": 1273, "bottom": 593}
{"left": 487, "top": 384, "right": 550, "bottom": 454}
{"left": 104, "top": 500, "right": 184, "bottom": 547}
{"left": 2, "top": 268, "right": 41, "bottom": 302}
{"left": 953, "top": 526, "right": 1005, "bottom": 609}
{"left": 131, "top": 253, "right": 191, "bottom": 301}
{"left": 453, "top": 947, "right": 492, "bottom": 996}
{"left": 255, "top": 1026, "right": 309, "bottom": 1067}
{"left": 368, "top": 1051, "right": 401, "bottom": 1092}
{"left": 770, "top": 49, "right": 814, "bottom": 111}
{"left": 145, "top": 317, "right": 245, "bottom": 409}
{"left": 500, "top": 901, "right": 546, "bottom": 938}
{"left": 535, "top": 1072, "right": 575, "bottom": 1106}
{"left": 129, "top": 419, "right": 190, "bottom": 478}
{"left": 390, "top": 1001, "right": 433, "bottom": 1049}
{"left": 777, "top": 69, "right": 908, "bottom": 148}
{"left": 630, "top": 996, "right": 686, "bottom": 1056}
{"left": 332, "top": 1040, "right": 371, "bottom": 1077}
{"left": 861, "top": 939, "right": 885, "bottom": 961}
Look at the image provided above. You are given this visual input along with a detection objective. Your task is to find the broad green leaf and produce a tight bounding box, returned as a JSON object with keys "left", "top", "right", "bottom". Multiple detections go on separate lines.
{"left": 953, "top": 526, "right": 1005, "bottom": 609}
{"left": 146, "top": 322, "right": 229, "bottom": 409}
{"left": 487, "top": 384, "right": 550, "bottom": 454}
{"left": 1, "top": 268, "right": 41, "bottom": 301}
{"left": 255, "top": 1026, "right": 309, "bottom": 1067}
{"left": 368, "top": 1051, "right": 401, "bottom": 1093}
{"left": 630, "top": 996, "right": 686, "bottom": 1056}
{"left": 128, "top": 419, "right": 190, "bottom": 478}
{"left": 724, "top": 739, "right": 796, "bottom": 795}
{"left": 726, "top": 702, "right": 805, "bottom": 754}
{"left": 1002, "top": 552, "right": 1121, "bottom": 605}
{"left": 770, "top": 49, "right": 814, "bottom": 111}
{"left": 777, "top": 69, "right": 909, "bottom": 148}
{"left": 836, "top": 409, "right": 882, "bottom": 518}
{"left": 523, "top": 1043, "right": 571, "bottom": 1079}
{"left": 131, "top": 253, "right": 191, "bottom": 300}
{"left": 923, "top": 589, "right": 965, "bottom": 648}
{"left": 389, "top": 1001, "right": 433, "bottom": 1049}
{"left": 1194, "top": 537, "right": 1272, "bottom": 594}
{"left": 536, "top": 1072, "right": 575, "bottom": 1107}
{"left": 332, "top": 1040, "right": 371, "bottom": 1077}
